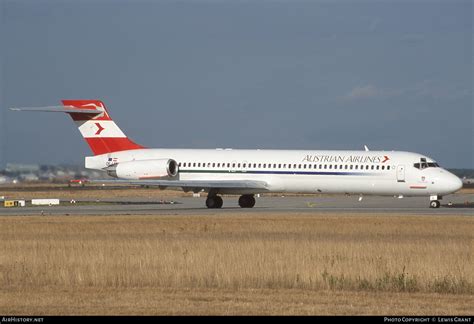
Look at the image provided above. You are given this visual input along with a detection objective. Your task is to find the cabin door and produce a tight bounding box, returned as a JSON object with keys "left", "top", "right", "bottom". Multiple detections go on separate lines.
{"left": 397, "top": 165, "right": 405, "bottom": 182}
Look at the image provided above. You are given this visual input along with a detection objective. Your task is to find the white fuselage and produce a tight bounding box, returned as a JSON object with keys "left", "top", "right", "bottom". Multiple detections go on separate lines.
{"left": 85, "top": 149, "right": 462, "bottom": 197}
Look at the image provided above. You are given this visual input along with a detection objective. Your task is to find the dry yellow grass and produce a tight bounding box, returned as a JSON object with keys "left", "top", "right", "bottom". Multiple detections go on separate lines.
{"left": 0, "top": 186, "right": 188, "bottom": 200}
{"left": 460, "top": 188, "right": 474, "bottom": 194}
{"left": 2, "top": 288, "right": 473, "bottom": 315}
{"left": 0, "top": 213, "right": 473, "bottom": 315}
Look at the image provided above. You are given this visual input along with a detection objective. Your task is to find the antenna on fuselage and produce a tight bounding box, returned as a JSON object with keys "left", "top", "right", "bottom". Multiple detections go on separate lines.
{"left": 364, "top": 145, "right": 370, "bottom": 152}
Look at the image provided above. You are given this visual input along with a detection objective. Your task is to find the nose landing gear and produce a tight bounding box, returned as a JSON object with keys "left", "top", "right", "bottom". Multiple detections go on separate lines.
{"left": 430, "top": 200, "right": 441, "bottom": 208}
{"left": 429, "top": 195, "right": 441, "bottom": 208}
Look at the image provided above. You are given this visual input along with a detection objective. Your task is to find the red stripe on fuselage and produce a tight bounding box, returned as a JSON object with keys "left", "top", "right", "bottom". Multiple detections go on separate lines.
{"left": 85, "top": 138, "right": 145, "bottom": 155}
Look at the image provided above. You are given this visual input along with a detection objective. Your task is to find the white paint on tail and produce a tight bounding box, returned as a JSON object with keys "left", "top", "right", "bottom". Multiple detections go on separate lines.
{"left": 76, "top": 120, "right": 126, "bottom": 138}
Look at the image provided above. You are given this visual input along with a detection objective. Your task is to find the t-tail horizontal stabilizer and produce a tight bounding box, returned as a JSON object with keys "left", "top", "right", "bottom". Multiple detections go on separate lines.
{"left": 9, "top": 106, "right": 103, "bottom": 114}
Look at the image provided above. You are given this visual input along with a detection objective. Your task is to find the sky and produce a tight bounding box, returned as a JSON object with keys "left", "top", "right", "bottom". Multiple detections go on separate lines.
{"left": 1, "top": 0, "right": 472, "bottom": 168}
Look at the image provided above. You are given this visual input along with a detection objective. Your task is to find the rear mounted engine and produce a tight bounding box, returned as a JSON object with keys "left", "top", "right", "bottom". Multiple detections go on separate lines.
{"left": 106, "top": 159, "right": 178, "bottom": 180}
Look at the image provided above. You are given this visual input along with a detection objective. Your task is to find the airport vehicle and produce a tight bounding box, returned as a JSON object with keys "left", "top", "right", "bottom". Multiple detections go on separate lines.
{"left": 11, "top": 100, "right": 462, "bottom": 208}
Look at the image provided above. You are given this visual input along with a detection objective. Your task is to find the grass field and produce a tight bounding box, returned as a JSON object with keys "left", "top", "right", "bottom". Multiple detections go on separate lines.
{"left": 0, "top": 213, "right": 473, "bottom": 315}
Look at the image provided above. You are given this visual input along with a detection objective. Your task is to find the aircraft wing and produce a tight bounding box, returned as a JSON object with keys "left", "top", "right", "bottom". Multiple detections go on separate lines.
{"left": 91, "top": 179, "right": 269, "bottom": 191}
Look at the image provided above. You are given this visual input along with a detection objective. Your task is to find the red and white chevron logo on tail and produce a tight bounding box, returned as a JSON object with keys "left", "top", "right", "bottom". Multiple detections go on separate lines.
{"left": 95, "top": 123, "right": 105, "bottom": 135}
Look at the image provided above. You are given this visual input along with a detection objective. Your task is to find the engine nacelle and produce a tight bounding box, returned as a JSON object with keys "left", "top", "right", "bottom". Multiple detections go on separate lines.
{"left": 106, "top": 159, "right": 178, "bottom": 180}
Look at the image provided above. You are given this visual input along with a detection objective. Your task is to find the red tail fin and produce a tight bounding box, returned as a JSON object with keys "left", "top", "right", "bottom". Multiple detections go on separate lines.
{"left": 62, "top": 100, "right": 145, "bottom": 155}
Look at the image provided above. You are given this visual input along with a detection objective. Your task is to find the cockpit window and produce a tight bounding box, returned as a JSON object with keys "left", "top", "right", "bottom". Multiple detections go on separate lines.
{"left": 414, "top": 161, "right": 440, "bottom": 170}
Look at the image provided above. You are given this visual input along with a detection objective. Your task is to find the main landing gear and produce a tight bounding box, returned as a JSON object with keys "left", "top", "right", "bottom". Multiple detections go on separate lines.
{"left": 205, "top": 195, "right": 223, "bottom": 209}
{"left": 205, "top": 194, "right": 256, "bottom": 209}
{"left": 238, "top": 194, "right": 256, "bottom": 208}
{"left": 429, "top": 195, "right": 441, "bottom": 208}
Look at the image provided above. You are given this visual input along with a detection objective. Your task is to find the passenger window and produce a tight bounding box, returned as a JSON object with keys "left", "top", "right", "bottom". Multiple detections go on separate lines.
{"left": 371, "top": 165, "right": 374, "bottom": 170}
{"left": 376, "top": 165, "right": 379, "bottom": 170}
{"left": 381, "top": 165, "right": 385, "bottom": 170}
{"left": 212, "top": 163, "right": 215, "bottom": 167}
{"left": 263, "top": 164, "right": 266, "bottom": 168}
{"left": 258, "top": 163, "right": 262, "bottom": 168}
{"left": 329, "top": 165, "right": 332, "bottom": 169}
{"left": 243, "top": 163, "right": 246, "bottom": 168}
{"left": 387, "top": 166, "right": 390, "bottom": 170}
{"left": 288, "top": 164, "right": 292, "bottom": 169}
{"left": 238, "top": 163, "right": 241, "bottom": 168}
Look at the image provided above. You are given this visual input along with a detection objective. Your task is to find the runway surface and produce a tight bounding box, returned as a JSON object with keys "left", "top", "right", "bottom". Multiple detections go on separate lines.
{"left": 0, "top": 193, "right": 473, "bottom": 216}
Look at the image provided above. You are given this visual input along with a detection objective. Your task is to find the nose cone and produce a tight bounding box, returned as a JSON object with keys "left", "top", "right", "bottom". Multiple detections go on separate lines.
{"left": 445, "top": 173, "right": 463, "bottom": 193}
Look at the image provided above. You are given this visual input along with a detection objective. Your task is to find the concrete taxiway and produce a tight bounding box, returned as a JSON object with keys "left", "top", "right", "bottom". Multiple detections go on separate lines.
{"left": 0, "top": 193, "right": 473, "bottom": 216}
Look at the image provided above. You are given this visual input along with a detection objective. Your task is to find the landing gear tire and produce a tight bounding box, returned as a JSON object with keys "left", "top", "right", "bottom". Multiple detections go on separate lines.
{"left": 430, "top": 200, "right": 441, "bottom": 208}
{"left": 238, "top": 194, "right": 256, "bottom": 208}
{"left": 206, "top": 196, "right": 223, "bottom": 209}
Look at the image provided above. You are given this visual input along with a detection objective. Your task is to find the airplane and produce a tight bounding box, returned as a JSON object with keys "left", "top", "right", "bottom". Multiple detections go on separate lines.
{"left": 10, "top": 100, "right": 463, "bottom": 209}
